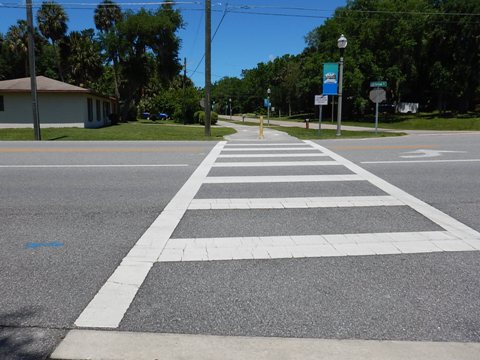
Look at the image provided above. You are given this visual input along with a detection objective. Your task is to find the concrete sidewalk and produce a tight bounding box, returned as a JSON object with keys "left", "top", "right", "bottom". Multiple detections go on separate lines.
{"left": 217, "top": 120, "right": 299, "bottom": 141}
{"left": 220, "top": 115, "right": 386, "bottom": 133}
{"left": 51, "top": 329, "right": 480, "bottom": 360}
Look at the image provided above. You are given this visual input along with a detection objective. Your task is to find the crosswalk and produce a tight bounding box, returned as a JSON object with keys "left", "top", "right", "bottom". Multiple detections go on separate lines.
{"left": 74, "top": 140, "right": 480, "bottom": 329}
{"left": 162, "top": 140, "right": 480, "bottom": 262}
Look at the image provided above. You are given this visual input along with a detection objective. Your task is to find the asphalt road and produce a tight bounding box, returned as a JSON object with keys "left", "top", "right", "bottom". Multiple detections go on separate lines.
{"left": 321, "top": 133, "right": 480, "bottom": 230}
{"left": 1, "top": 132, "right": 480, "bottom": 359}
{"left": 0, "top": 141, "right": 216, "bottom": 359}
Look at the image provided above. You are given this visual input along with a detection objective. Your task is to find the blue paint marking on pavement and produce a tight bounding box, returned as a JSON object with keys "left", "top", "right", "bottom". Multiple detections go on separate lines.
{"left": 25, "top": 241, "right": 64, "bottom": 249}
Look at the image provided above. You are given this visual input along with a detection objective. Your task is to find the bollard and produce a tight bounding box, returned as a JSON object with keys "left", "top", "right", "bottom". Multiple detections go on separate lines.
{"left": 259, "top": 116, "right": 264, "bottom": 139}
{"left": 305, "top": 118, "right": 309, "bottom": 129}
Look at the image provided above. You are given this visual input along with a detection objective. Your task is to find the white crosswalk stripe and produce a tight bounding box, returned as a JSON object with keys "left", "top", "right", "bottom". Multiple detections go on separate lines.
{"left": 188, "top": 196, "right": 404, "bottom": 210}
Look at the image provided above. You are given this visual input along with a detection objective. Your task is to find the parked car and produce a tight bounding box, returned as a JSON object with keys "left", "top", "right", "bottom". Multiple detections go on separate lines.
{"left": 141, "top": 112, "right": 150, "bottom": 119}
{"left": 151, "top": 112, "right": 169, "bottom": 120}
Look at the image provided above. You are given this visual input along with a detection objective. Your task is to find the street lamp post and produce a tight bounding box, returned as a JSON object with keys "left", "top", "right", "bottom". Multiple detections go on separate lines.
{"left": 267, "top": 88, "right": 271, "bottom": 126}
{"left": 336, "top": 34, "right": 347, "bottom": 136}
{"left": 229, "top": 98, "right": 232, "bottom": 120}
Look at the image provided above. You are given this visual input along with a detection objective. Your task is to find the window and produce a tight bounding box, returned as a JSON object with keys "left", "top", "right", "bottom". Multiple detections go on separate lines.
{"left": 103, "top": 101, "right": 110, "bottom": 121}
{"left": 87, "top": 98, "right": 93, "bottom": 122}
{"left": 0, "top": 96, "right": 4, "bottom": 111}
{"left": 96, "top": 100, "right": 101, "bottom": 121}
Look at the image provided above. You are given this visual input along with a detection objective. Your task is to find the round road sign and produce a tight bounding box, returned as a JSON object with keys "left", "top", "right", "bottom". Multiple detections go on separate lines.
{"left": 369, "top": 89, "right": 386, "bottom": 103}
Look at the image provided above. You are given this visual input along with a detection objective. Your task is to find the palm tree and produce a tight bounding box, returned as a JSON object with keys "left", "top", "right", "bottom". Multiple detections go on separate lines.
{"left": 60, "top": 29, "right": 102, "bottom": 87}
{"left": 36, "top": 1, "right": 68, "bottom": 80}
{"left": 5, "top": 20, "right": 29, "bottom": 76}
{"left": 95, "top": 0, "right": 123, "bottom": 98}
{"left": 94, "top": 0, "right": 122, "bottom": 33}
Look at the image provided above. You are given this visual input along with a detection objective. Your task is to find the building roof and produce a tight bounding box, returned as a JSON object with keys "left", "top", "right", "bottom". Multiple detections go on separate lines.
{"left": 0, "top": 76, "right": 90, "bottom": 93}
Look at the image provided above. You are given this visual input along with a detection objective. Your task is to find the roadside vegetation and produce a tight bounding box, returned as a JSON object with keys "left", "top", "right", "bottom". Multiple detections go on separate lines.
{"left": 212, "top": 1, "right": 479, "bottom": 119}
{"left": 0, "top": 122, "right": 235, "bottom": 141}
{"left": 269, "top": 126, "right": 404, "bottom": 140}
{"left": 1, "top": 0, "right": 478, "bottom": 129}
{"left": 232, "top": 112, "right": 480, "bottom": 132}
{"left": 343, "top": 113, "right": 480, "bottom": 131}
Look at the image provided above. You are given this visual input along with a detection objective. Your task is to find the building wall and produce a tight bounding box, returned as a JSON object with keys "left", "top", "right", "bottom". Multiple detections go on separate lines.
{"left": 0, "top": 92, "right": 114, "bottom": 128}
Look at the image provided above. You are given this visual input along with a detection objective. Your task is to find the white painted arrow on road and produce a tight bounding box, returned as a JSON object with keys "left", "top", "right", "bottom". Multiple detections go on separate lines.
{"left": 400, "top": 149, "right": 467, "bottom": 158}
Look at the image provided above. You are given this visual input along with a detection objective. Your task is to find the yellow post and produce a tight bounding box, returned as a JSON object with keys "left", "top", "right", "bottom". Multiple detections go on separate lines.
{"left": 259, "top": 116, "right": 264, "bottom": 139}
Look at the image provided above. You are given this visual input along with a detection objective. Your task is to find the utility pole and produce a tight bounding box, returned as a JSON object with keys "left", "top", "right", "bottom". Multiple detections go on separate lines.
{"left": 183, "top": 57, "right": 186, "bottom": 125}
{"left": 204, "top": 0, "right": 211, "bottom": 136}
{"left": 26, "top": 0, "right": 41, "bottom": 140}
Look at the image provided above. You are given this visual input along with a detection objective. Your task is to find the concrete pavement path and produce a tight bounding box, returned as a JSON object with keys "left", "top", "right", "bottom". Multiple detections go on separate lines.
{"left": 217, "top": 119, "right": 297, "bottom": 141}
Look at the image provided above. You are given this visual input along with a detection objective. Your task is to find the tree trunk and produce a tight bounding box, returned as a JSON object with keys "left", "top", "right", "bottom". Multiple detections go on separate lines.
{"left": 112, "top": 55, "right": 120, "bottom": 99}
{"left": 53, "top": 41, "right": 64, "bottom": 82}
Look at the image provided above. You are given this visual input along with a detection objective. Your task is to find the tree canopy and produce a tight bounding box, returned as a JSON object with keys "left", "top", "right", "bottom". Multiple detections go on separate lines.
{"left": 212, "top": 0, "right": 480, "bottom": 116}
{"left": 1, "top": 0, "right": 478, "bottom": 122}
{"left": 0, "top": 0, "right": 185, "bottom": 121}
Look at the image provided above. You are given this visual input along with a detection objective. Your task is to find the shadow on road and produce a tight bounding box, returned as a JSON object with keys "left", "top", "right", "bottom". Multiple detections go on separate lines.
{"left": 0, "top": 307, "right": 65, "bottom": 360}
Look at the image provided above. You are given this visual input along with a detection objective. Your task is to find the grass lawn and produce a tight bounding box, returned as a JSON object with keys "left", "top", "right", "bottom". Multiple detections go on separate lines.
{"left": 269, "top": 125, "right": 404, "bottom": 139}
{"left": 343, "top": 113, "right": 480, "bottom": 131}
{"left": 239, "top": 112, "right": 480, "bottom": 131}
{"left": 223, "top": 120, "right": 404, "bottom": 139}
{"left": 0, "top": 121, "right": 235, "bottom": 141}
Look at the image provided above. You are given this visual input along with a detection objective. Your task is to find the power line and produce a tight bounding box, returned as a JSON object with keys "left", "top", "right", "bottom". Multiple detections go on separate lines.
{"left": 189, "top": 2, "right": 228, "bottom": 78}
{"left": 187, "top": 6, "right": 204, "bottom": 60}
{"left": 2, "top": 2, "right": 478, "bottom": 18}
{"left": 228, "top": 4, "right": 480, "bottom": 17}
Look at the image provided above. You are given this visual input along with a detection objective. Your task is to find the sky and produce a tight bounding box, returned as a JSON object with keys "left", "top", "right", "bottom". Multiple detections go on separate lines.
{"left": 0, "top": 0, "right": 346, "bottom": 86}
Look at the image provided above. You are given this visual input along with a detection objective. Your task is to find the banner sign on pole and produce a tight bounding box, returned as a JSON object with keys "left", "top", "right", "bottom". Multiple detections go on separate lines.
{"left": 263, "top": 98, "right": 270, "bottom": 108}
{"left": 323, "top": 63, "right": 339, "bottom": 95}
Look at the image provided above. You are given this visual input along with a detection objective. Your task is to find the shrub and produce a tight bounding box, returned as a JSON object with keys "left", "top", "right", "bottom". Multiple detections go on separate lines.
{"left": 137, "top": 86, "right": 201, "bottom": 123}
{"left": 196, "top": 111, "right": 218, "bottom": 125}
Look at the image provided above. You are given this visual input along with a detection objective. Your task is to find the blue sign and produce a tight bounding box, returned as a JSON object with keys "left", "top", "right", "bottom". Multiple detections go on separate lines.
{"left": 264, "top": 98, "right": 270, "bottom": 108}
{"left": 323, "top": 63, "right": 339, "bottom": 95}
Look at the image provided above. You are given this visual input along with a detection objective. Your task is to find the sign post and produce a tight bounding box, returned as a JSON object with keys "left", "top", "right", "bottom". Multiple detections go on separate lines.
{"left": 369, "top": 88, "right": 386, "bottom": 133}
{"left": 315, "top": 95, "right": 328, "bottom": 135}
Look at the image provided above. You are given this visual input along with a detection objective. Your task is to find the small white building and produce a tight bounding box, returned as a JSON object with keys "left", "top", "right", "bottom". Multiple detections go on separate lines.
{"left": 0, "top": 76, "right": 117, "bottom": 128}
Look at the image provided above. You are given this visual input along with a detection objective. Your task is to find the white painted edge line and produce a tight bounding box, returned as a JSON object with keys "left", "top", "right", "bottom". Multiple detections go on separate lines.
{"left": 218, "top": 153, "right": 328, "bottom": 158}
{"left": 203, "top": 174, "right": 363, "bottom": 184}
{"left": 361, "top": 159, "right": 480, "bottom": 164}
{"left": 74, "top": 141, "right": 226, "bottom": 329}
{"left": 0, "top": 164, "right": 189, "bottom": 168}
{"left": 159, "top": 232, "right": 480, "bottom": 262}
{"left": 212, "top": 161, "right": 340, "bottom": 167}
{"left": 51, "top": 329, "right": 480, "bottom": 360}
{"left": 305, "top": 140, "right": 480, "bottom": 240}
{"left": 222, "top": 147, "right": 314, "bottom": 151}
{"left": 188, "top": 196, "right": 403, "bottom": 210}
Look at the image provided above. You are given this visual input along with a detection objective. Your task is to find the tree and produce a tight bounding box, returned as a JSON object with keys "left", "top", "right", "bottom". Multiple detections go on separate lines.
{"left": 59, "top": 29, "right": 102, "bottom": 87}
{"left": 94, "top": 0, "right": 123, "bottom": 98}
{"left": 5, "top": 20, "right": 29, "bottom": 76}
{"left": 36, "top": 1, "right": 69, "bottom": 80}
{"left": 114, "top": 5, "right": 183, "bottom": 120}
{"left": 94, "top": 0, "right": 122, "bottom": 32}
